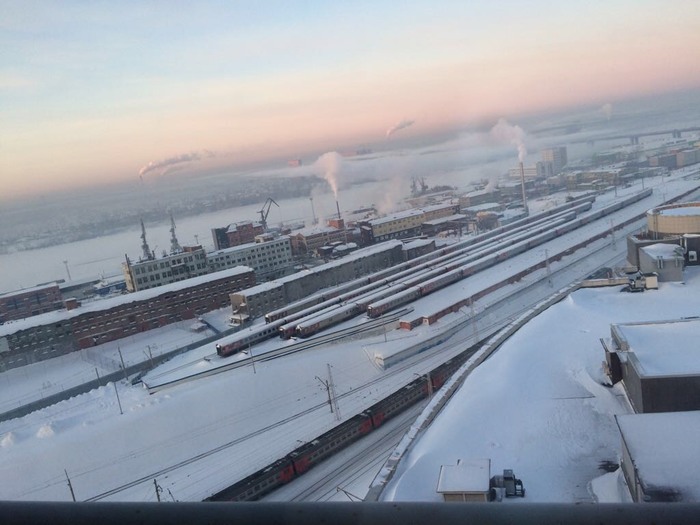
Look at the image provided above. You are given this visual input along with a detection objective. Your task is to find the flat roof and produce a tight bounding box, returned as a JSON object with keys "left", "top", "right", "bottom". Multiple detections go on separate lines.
{"left": 656, "top": 203, "right": 700, "bottom": 217}
{"left": 640, "top": 243, "right": 682, "bottom": 258}
{"left": 437, "top": 459, "right": 491, "bottom": 493}
{"left": 423, "top": 214, "right": 467, "bottom": 226}
{"left": 617, "top": 411, "right": 700, "bottom": 501}
{"left": 369, "top": 209, "right": 424, "bottom": 226}
{"left": 614, "top": 319, "right": 700, "bottom": 376}
{"left": 0, "top": 266, "right": 254, "bottom": 337}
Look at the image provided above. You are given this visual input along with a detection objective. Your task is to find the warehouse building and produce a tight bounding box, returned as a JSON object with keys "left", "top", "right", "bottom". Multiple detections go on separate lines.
{"left": 230, "top": 241, "right": 404, "bottom": 320}
{"left": 602, "top": 318, "right": 700, "bottom": 413}
{"left": 0, "top": 267, "right": 255, "bottom": 371}
{"left": 616, "top": 411, "right": 700, "bottom": 502}
{"left": 0, "top": 283, "right": 64, "bottom": 324}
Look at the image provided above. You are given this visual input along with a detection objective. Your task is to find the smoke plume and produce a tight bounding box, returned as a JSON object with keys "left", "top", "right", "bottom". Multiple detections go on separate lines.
{"left": 138, "top": 150, "right": 216, "bottom": 177}
{"left": 601, "top": 103, "right": 613, "bottom": 120}
{"left": 386, "top": 119, "right": 415, "bottom": 138}
{"left": 315, "top": 151, "right": 344, "bottom": 199}
{"left": 490, "top": 118, "right": 527, "bottom": 162}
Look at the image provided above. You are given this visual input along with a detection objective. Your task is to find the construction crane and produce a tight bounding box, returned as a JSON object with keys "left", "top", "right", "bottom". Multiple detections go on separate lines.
{"left": 259, "top": 198, "right": 279, "bottom": 231}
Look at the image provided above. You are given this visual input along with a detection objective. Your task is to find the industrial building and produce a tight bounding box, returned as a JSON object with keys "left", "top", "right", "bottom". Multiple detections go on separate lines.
{"left": 637, "top": 244, "right": 685, "bottom": 281}
{"left": 541, "top": 146, "right": 568, "bottom": 176}
{"left": 626, "top": 202, "right": 700, "bottom": 269}
{"left": 288, "top": 222, "right": 348, "bottom": 256}
{"left": 458, "top": 189, "right": 500, "bottom": 209}
{"left": 211, "top": 221, "right": 265, "bottom": 250}
{"left": 359, "top": 203, "right": 458, "bottom": 244}
{"left": 123, "top": 246, "right": 209, "bottom": 292}
{"left": 208, "top": 235, "right": 293, "bottom": 280}
{"left": 0, "top": 283, "right": 64, "bottom": 324}
{"left": 230, "top": 241, "right": 404, "bottom": 320}
{"left": 616, "top": 411, "right": 700, "bottom": 502}
{"left": 646, "top": 202, "right": 700, "bottom": 236}
{"left": 0, "top": 267, "right": 255, "bottom": 372}
{"left": 507, "top": 163, "right": 545, "bottom": 180}
{"left": 602, "top": 318, "right": 700, "bottom": 413}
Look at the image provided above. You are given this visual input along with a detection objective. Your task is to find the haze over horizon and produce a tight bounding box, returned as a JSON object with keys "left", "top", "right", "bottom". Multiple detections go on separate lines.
{"left": 2, "top": 1, "right": 700, "bottom": 198}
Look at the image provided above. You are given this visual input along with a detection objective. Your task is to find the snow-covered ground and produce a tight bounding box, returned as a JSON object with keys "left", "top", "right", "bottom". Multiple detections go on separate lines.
{"left": 381, "top": 267, "right": 700, "bottom": 503}
{"left": 1, "top": 168, "right": 699, "bottom": 503}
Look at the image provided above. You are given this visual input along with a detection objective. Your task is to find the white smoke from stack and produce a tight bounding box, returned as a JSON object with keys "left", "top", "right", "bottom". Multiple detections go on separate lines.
{"left": 138, "top": 150, "right": 216, "bottom": 177}
{"left": 315, "top": 151, "right": 344, "bottom": 199}
{"left": 601, "top": 102, "right": 613, "bottom": 120}
{"left": 490, "top": 118, "right": 527, "bottom": 163}
{"left": 386, "top": 119, "right": 415, "bottom": 138}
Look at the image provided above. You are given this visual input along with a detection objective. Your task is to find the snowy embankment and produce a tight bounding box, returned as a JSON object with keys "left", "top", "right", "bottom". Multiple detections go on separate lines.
{"left": 381, "top": 268, "right": 700, "bottom": 503}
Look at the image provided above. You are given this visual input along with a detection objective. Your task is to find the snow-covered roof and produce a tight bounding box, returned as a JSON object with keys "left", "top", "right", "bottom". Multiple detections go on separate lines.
{"left": 461, "top": 189, "right": 496, "bottom": 198}
{"left": 422, "top": 214, "right": 467, "bottom": 226}
{"left": 418, "top": 202, "right": 456, "bottom": 213}
{"left": 640, "top": 243, "right": 683, "bottom": 258}
{"left": 402, "top": 239, "right": 434, "bottom": 251}
{"left": 437, "top": 459, "right": 490, "bottom": 494}
{"left": 235, "top": 241, "right": 402, "bottom": 296}
{"left": 0, "top": 266, "right": 254, "bottom": 337}
{"left": 617, "top": 411, "right": 700, "bottom": 501}
{"left": 369, "top": 210, "right": 424, "bottom": 226}
{"left": 462, "top": 203, "right": 501, "bottom": 213}
{"left": 226, "top": 221, "right": 261, "bottom": 233}
{"left": 0, "top": 281, "right": 60, "bottom": 298}
{"left": 655, "top": 203, "right": 700, "bottom": 217}
{"left": 613, "top": 319, "right": 700, "bottom": 376}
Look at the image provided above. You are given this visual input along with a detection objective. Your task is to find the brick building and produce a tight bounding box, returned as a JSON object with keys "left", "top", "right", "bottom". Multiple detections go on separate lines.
{"left": 0, "top": 267, "right": 255, "bottom": 371}
{"left": 0, "top": 283, "right": 64, "bottom": 324}
{"left": 211, "top": 221, "right": 265, "bottom": 250}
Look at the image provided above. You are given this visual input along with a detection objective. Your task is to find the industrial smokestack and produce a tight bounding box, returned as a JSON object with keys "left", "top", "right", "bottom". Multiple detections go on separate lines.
{"left": 519, "top": 162, "right": 529, "bottom": 215}
{"left": 310, "top": 196, "right": 318, "bottom": 225}
{"left": 336, "top": 200, "right": 341, "bottom": 220}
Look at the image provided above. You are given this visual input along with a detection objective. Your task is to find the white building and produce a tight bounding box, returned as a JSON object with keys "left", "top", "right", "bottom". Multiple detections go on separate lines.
{"left": 207, "top": 235, "right": 293, "bottom": 280}
{"left": 123, "top": 247, "right": 209, "bottom": 292}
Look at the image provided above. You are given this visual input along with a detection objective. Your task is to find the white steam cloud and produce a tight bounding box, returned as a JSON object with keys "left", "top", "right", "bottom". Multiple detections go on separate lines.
{"left": 490, "top": 118, "right": 528, "bottom": 162}
{"left": 138, "top": 150, "right": 216, "bottom": 177}
{"left": 601, "top": 103, "right": 613, "bottom": 120}
{"left": 315, "top": 151, "right": 344, "bottom": 199}
{"left": 386, "top": 119, "right": 415, "bottom": 137}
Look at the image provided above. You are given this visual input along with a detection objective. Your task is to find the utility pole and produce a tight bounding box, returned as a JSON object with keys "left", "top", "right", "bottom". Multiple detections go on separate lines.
{"left": 113, "top": 382, "right": 123, "bottom": 415}
{"left": 316, "top": 365, "right": 340, "bottom": 420}
{"left": 316, "top": 375, "right": 333, "bottom": 414}
{"left": 249, "top": 344, "right": 256, "bottom": 374}
{"left": 328, "top": 363, "right": 341, "bottom": 421}
{"left": 470, "top": 298, "right": 479, "bottom": 343}
{"left": 610, "top": 220, "right": 616, "bottom": 248}
{"left": 154, "top": 479, "right": 162, "bottom": 502}
{"left": 64, "top": 469, "right": 76, "bottom": 502}
{"left": 63, "top": 260, "right": 72, "bottom": 281}
{"left": 117, "top": 347, "right": 127, "bottom": 380}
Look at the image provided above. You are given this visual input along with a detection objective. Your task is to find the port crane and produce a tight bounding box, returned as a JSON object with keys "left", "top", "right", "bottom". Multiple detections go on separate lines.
{"left": 259, "top": 198, "right": 279, "bottom": 231}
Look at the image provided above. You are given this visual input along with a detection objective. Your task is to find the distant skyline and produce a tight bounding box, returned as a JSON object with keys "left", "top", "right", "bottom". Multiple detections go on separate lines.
{"left": 2, "top": 1, "right": 700, "bottom": 198}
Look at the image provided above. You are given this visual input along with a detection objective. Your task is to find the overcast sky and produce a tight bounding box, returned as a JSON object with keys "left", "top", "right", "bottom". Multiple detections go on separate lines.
{"left": 1, "top": 1, "right": 699, "bottom": 197}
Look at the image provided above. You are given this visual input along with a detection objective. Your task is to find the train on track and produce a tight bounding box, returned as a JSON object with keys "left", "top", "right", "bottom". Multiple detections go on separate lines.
{"left": 214, "top": 190, "right": 648, "bottom": 356}
{"left": 205, "top": 352, "right": 469, "bottom": 502}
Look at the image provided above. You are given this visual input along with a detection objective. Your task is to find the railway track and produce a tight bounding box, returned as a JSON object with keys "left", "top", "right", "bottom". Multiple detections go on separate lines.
{"left": 142, "top": 308, "right": 413, "bottom": 393}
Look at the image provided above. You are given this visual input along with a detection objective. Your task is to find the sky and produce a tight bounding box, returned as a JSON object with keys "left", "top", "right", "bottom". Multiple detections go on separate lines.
{"left": 1, "top": 1, "right": 700, "bottom": 198}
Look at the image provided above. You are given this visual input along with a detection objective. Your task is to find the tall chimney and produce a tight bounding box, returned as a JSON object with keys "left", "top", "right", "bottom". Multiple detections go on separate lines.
{"left": 519, "top": 162, "right": 529, "bottom": 215}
